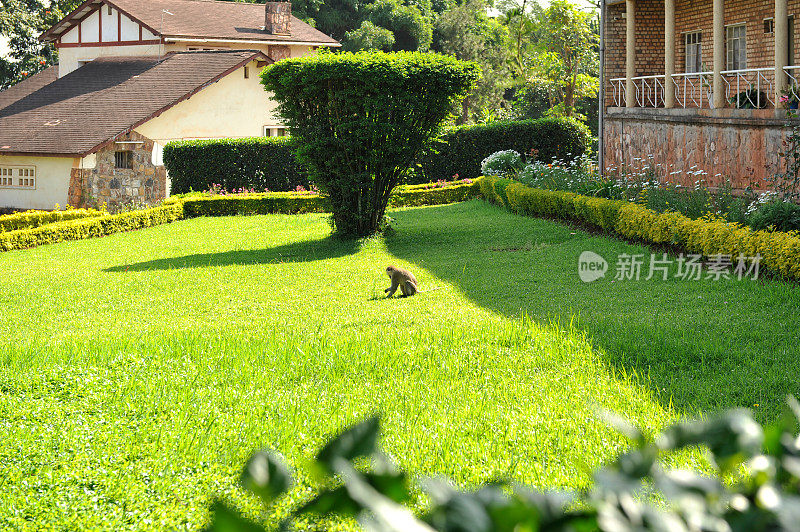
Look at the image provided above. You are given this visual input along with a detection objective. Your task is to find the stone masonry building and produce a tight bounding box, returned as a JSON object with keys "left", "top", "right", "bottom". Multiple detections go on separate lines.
{"left": 0, "top": 0, "right": 339, "bottom": 211}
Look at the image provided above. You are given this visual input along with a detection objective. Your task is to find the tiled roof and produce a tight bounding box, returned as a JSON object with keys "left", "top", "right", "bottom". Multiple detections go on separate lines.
{"left": 0, "top": 67, "right": 58, "bottom": 111}
{"left": 41, "top": 0, "right": 340, "bottom": 46}
{"left": 0, "top": 51, "right": 267, "bottom": 157}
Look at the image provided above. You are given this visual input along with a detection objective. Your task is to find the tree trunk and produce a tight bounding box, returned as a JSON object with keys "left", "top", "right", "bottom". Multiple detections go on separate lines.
{"left": 458, "top": 97, "right": 470, "bottom": 125}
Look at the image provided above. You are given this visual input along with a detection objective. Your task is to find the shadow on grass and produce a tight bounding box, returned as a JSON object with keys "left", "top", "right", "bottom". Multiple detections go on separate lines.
{"left": 106, "top": 236, "right": 360, "bottom": 272}
{"left": 385, "top": 201, "right": 800, "bottom": 422}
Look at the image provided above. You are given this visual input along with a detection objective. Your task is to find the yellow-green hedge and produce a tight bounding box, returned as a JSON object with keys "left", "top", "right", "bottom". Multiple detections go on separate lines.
{"left": 482, "top": 175, "right": 800, "bottom": 281}
{"left": 0, "top": 208, "right": 106, "bottom": 233}
{"left": 172, "top": 179, "right": 481, "bottom": 217}
{"left": 389, "top": 180, "right": 481, "bottom": 208}
{"left": 1, "top": 179, "right": 480, "bottom": 252}
{"left": 0, "top": 203, "right": 184, "bottom": 252}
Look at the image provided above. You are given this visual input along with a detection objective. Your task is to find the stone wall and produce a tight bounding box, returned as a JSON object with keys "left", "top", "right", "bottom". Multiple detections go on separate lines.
{"left": 603, "top": 108, "right": 790, "bottom": 190}
{"left": 68, "top": 131, "right": 167, "bottom": 209}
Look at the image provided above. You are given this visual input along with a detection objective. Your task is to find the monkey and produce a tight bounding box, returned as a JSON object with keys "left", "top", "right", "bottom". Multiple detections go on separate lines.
{"left": 385, "top": 265, "right": 418, "bottom": 297}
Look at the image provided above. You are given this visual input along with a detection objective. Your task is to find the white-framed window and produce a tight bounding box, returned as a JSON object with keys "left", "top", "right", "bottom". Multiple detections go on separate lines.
{"left": 726, "top": 23, "right": 747, "bottom": 70}
{"left": 685, "top": 31, "right": 703, "bottom": 73}
{"left": 0, "top": 166, "right": 36, "bottom": 188}
{"left": 263, "top": 126, "right": 289, "bottom": 137}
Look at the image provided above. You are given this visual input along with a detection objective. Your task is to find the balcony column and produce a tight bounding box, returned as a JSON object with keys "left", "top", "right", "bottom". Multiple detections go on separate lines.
{"left": 664, "top": 0, "right": 676, "bottom": 107}
{"left": 775, "top": 0, "right": 789, "bottom": 106}
{"left": 626, "top": 0, "right": 636, "bottom": 107}
{"left": 713, "top": 0, "right": 725, "bottom": 108}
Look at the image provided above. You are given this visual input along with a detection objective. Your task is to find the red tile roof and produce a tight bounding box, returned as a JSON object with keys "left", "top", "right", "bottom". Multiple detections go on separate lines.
{"left": 0, "top": 51, "right": 268, "bottom": 157}
{"left": 41, "top": 0, "right": 340, "bottom": 46}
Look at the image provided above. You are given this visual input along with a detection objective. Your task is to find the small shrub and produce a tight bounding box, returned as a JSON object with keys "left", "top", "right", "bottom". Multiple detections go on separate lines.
{"left": 480, "top": 150, "right": 525, "bottom": 178}
{"left": 748, "top": 199, "right": 800, "bottom": 232}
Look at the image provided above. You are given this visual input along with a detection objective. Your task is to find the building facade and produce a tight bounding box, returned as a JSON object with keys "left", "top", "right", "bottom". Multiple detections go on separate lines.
{"left": 0, "top": 0, "right": 339, "bottom": 211}
{"left": 603, "top": 0, "right": 799, "bottom": 191}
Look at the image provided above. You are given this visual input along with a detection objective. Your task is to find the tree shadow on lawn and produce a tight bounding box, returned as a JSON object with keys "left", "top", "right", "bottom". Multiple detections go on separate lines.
{"left": 105, "top": 236, "right": 360, "bottom": 272}
{"left": 385, "top": 201, "right": 800, "bottom": 422}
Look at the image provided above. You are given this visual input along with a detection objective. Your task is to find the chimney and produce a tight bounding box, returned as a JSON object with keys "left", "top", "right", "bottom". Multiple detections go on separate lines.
{"left": 265, "top": 1, "right": 291, "bottom": 35}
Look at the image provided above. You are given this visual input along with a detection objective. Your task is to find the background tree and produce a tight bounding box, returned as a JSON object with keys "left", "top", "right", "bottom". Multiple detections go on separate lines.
{"left": 343, "top": 21, "right": 396, "bottom": 51}
{"left": 261, "top": 51, "right": 479, "bottom": 236}
{"left": 514, "top": 0, "right": 598, "bottom": 119}
{"left": 434, "top": 0, "right": 509, "bottom": 124}
{"left": 0, "top": 0, "right": 80, "bottom": 89}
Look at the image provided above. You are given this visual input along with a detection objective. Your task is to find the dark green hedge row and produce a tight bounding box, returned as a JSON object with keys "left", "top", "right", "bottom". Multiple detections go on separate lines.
{"left": 163, "top": 120, "right": 589, "bottom": 192}
{"left": 0, "top": 203, "right": 183, "bottom": 252}
{"left": 0, "top": 208, "right": 106, "bottom": 233}
{"left": 412, "top": 117, "right": 592, "bottom": 183}
{"left": 163, "top": 137, "right": 309, "bottom": 194}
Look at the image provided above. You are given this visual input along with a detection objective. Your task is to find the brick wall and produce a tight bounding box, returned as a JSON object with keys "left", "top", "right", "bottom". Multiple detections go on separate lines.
{"left": 68, "top": 131, "right": 167, "bottom": 209}
{"left": 605, "top": 0, "right": 800, "bottom": 107}
{"left": 603, "top": 110, "right": 789, "bottom": 190}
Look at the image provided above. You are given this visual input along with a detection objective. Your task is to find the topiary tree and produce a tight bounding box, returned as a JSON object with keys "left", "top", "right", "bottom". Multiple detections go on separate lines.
{"left": 261, "top": 51, "right": 480, "bottom": 237}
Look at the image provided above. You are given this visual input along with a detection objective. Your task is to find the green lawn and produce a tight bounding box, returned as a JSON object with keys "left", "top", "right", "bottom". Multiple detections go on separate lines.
{"left": 1, "top": 200, "right": 798, "bottom": 530}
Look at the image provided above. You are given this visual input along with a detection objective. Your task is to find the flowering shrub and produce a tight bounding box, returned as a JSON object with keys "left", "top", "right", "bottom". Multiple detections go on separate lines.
{"left": 480, "top": 150, "right": 525, "bottom": 178}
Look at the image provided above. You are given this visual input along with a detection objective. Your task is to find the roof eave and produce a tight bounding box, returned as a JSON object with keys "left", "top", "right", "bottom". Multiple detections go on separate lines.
{"left": 163, "top": 35, "right": 341, "bottom": 47}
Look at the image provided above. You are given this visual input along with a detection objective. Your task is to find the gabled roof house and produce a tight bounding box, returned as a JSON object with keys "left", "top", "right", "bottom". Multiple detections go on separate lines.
{"left": 0, "top": 0, "right": 339, "bottom": 210}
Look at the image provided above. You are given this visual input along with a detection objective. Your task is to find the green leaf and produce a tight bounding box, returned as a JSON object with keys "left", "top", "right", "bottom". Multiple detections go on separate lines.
{"left": 315, "top": 415, "right": 381, "bottom": 474}
{"left": 239, "top": 450, "right": 292, "bottom": 504}
{"left": 204, "top": 500, "right": 267, "bottom": 532}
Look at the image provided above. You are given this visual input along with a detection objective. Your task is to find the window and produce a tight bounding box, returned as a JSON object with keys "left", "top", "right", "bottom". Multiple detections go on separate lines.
{"left": 726, "top": 24, "right": 747, "bottom": 70}
{"left": 263, "top": 126, "right": 289, "bottom": 137}
{"left": 244, "top": 67, "right": 250, "bottom": 79}
{"left": 0, "top": 166, "right": 35, "bottom": 188}
{"left": 685, "top": 31, "right": 703, "bottom": 73}
{"left": 765, "top": 18, "right": 775, "bottom": 34}
{"left": 115, "top": 151, "right": 133, "bottom": 169}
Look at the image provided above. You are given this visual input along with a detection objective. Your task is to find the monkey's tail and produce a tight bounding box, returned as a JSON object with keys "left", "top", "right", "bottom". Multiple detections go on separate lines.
{"left": 420, "top": 286, "right": 444, "bottom": 293}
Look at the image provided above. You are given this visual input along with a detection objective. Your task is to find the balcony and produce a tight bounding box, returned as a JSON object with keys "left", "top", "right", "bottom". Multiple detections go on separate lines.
{"left": 610, "top": 67, "right": 800, "bottom": 109}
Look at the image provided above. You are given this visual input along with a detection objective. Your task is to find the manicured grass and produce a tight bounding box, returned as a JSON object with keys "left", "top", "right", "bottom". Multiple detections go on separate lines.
{"left": 0, "top": 200, "right": 797, "bottom": 530}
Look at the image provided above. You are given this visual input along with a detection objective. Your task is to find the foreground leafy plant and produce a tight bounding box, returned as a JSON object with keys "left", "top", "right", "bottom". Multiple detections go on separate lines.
{"left": 208, "top": 398, "right": 800, "bottom": 531}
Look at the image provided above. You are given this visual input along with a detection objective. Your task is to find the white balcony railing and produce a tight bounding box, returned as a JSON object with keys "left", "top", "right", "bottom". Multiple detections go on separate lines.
{"left": 610, "top": 67, "right": 777, "bottom": 109}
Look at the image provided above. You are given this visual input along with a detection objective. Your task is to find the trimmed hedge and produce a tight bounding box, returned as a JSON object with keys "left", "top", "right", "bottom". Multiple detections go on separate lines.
{"left": 0, "top": 203, "right": 184, "bottom": 252}
{"left": 171, "top": 179, "right": 481, "bottom": 217}
{"left": 163, "top": 137, "right": 309, "bottom": 194}
{"left": 414, "top": 118, "right": 592, "bottom": 183}
{"left": 0, "top": 208, "right": 106, "bottom": 233}
{"left": 163, "top": 120, "right": 589, "bottom": 192}
{"left": 0, "top": 179, "right": 479, "bottom": 252}
{"left": 388, "top": 180, "right": 481, "bottom": 207}
{"left": 170, "top": 192, "right": 329, "bottom": 218}
{"left": 482, "top": 175, "right": 800, "bottom": 281}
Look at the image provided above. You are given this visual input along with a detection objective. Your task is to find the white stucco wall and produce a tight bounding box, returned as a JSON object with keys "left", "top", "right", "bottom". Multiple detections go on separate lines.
{"left": 58, "top": 44, "right": 163, "bottom": 77}
{"left": 0, "top": 155, "right": 75, "bottom": 210}
{"left": 134, "top": 60, "right": 282, "bottom": 142}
